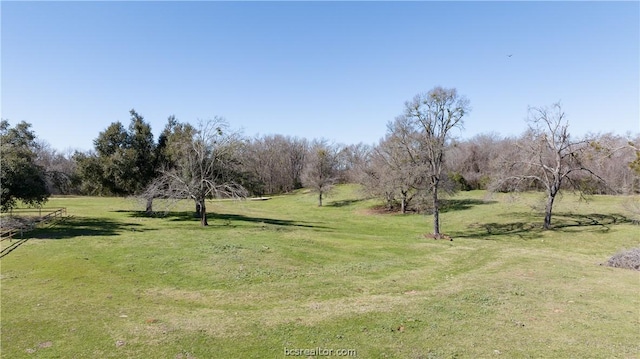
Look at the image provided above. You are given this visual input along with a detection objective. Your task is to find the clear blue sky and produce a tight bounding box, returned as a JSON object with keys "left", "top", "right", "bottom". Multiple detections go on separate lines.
{"left": 2, "top": 1, "right": 639, "bottom": 152}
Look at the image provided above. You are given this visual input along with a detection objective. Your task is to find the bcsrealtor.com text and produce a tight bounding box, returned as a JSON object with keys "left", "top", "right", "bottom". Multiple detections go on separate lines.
{"left": 284, "top": 347, "right": 357, "bottom": 357}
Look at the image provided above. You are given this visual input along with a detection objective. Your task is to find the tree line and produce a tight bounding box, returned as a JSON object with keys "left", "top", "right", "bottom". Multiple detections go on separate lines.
{"left": 2, "top": 87, "right": 639, "bottom": 233}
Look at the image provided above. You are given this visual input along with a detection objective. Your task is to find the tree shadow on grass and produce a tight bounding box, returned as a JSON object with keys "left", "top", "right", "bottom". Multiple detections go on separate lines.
{"left": 452, "top": 212, "right": 634, "bottom": 240}
{"left": 552, "top": 212, "right": 633, "bottom": 231}
{"left": 326, "top": 199, "right": 366, "bottom": 208}
{"left": 115, "top": 210, "right": 330, "bottom": 229}
{"left": 452, "top": 221, "right": 541, "bottom": 240}
{"left": 366, "top": 198, "right": 496, "bottom": 215}
{"left": 1, "top": 217, "right": 144, "bottom": 258}
{"left": 118, "top": 210, "right": 194, "bottom": 221}
{"left": 210, "top": 213, "right": 329, "bottom": 229}
{"left": 438, "top": 198, "right": 498, "bottom": 213}
{"left": 27, "top": 216, "right": 144, "bottom": 240}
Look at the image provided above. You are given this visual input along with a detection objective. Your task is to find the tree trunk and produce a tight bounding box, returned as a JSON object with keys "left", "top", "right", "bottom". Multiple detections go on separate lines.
{"left": 544, "top": 190, "right": 556, "bottom": 230}
{"left": 432, "top": 183, "right": 440, "bottom": 237}
{"left": 145, "top": 197, "right": 153, "bottom": 214}
{"left": 318, "top": 191, "right": 323, "bottom": 207}
{"left": 200, "top": 200, "right": 208, "bottom": 226}
{"left": 401, "top": 193, "right": 407, "bottom": 214}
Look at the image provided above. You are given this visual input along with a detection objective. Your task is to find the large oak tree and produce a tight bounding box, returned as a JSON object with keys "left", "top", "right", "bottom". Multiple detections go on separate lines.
{"left": 0, "top": 120, "right": 49, "bottom": 211}
{"left": 75, "top": 109, "right": 157, "bottom": 204}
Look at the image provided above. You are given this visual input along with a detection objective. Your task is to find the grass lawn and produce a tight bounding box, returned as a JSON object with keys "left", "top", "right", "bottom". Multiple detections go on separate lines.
{"left": 1, "top": 185, "right": 638, "bottom": 358}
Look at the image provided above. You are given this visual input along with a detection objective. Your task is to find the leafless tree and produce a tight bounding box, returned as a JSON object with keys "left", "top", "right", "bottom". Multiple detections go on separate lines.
{"left": 363, "top": 116, "right": 427, "bottom": 213}
{"left": 240, "top": 135, "right": 307, "bottom": 195}
{"left": 402, "top": 87, "right": 470, "bottom": 237}
{"left": 336, "top": 142, "right": 372, "bottom": 184}
{"left": 302, "top": 140, "right": 339, "bottom": 207}
{"left": 35, "top": 140, "right": 78, "bottom": 194}
{"left": 143, "top": 118, "right": 248, "bottom": 226}
{"left": 447, "top": 133, "right": 503, "bottom": 190}
{"left": 580, "top": 133, "right": 640, "bottom": 194}
{"left": 629, "top": 140, "right": 640, "bottom": 176}
{"left": 497, "top": 103, "right": 606, "bottom": 230}
{"left": 357, "top": 149, "right": 396, "bottom": 210}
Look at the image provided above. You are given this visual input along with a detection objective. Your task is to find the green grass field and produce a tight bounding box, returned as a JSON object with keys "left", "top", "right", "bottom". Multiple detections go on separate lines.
{"left": 1, "top": 186, "right": 638, "bottom": 358}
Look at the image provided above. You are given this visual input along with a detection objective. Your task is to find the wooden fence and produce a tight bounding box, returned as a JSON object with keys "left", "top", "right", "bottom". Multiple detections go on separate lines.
{"left": 0, "top": 208, "right": 67, "bottom": 242}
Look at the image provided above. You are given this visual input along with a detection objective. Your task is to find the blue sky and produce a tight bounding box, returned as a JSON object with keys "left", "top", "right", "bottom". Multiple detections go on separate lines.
{"left": 2, "top": 1, "right": 638, "bottom": 152}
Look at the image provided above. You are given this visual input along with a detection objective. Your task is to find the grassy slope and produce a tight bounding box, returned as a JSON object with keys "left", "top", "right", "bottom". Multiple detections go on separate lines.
{"left": 1, "top": 186, "right": 638, "bottom": 358}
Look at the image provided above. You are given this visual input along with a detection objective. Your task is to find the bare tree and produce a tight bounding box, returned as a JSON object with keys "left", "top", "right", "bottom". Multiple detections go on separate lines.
{"left": 358, "top": 147, "right": 397, "bottom": 210}
{"left": 143, "top": 118, "right": 248, "bottom": 226}
{"left": 240, "top": 135, "right": 308, "bottom": 196}
{"left": 35, "top": 140, "right": 78, "bottom": 194}
{"left": 629, "top": 139, "right": 640, "bottom": 176}
{"left": 363, "top": 116, "right": 426, "bottom": 213}
{"left": 583, "top": 133, "right": 640, "bottom": 195}
{"left": 337, "top": 142, "right": 372, "bottom": 184}
{"left": 498, "top": 103, "right": 606, "bottom": 230}
{"left": 447, "top": 133, "right": 503, "bottom": 190}
{"left": 302, "top": 140, "right": 339, "bottom": 207}
{"left": 402, "top": 87, "right": 470, "bottom": 237}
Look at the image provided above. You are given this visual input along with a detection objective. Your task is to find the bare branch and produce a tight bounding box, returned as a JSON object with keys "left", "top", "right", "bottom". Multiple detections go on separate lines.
{"left": 140, "top": 117, "right": 248, "bottom": 226}
{"left": 496, "top": 102, "right": 610, "bottom": 229}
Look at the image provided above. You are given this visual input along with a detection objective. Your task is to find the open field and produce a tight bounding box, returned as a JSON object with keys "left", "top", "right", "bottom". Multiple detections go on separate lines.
{"left": 1, "top": 186, "right": 638, "bottom": 358}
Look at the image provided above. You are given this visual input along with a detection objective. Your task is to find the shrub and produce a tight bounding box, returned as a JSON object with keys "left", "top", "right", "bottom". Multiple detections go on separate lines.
{"left": 605, "top": 247, "right": 640, "bottom": 271}
{"left": 448, "top": 172, "right": 471, "bottom": 191}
